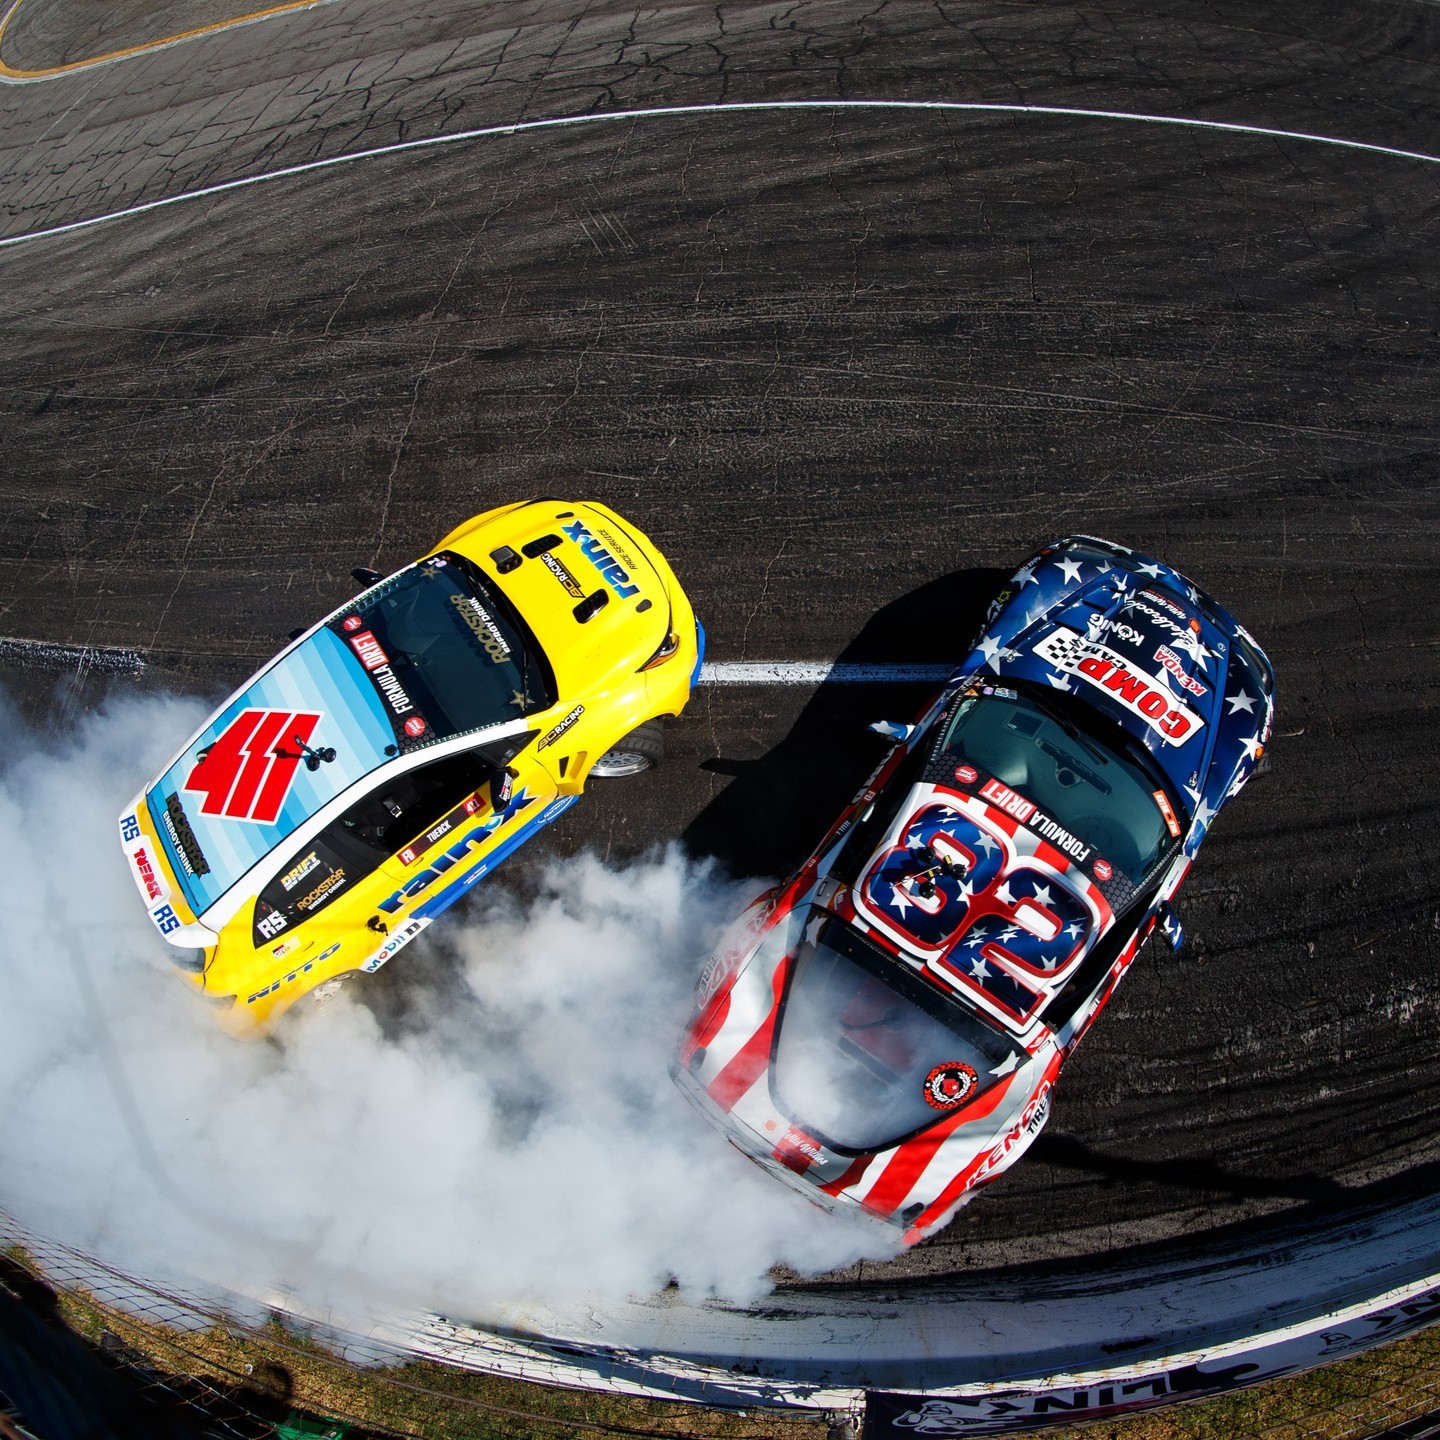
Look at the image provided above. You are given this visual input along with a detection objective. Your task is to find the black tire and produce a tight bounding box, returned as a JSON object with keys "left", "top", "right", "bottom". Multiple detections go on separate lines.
{"left": 590, "top": 721, "right": 665, "bottom": 778}
{"left": 305, "top": 970, "right": 361, "bottom": 1006}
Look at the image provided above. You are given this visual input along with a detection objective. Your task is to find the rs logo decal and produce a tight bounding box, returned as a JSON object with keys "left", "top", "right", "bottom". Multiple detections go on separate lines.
{"left": 184, "top": 709, "right": 322, "bottom": 823}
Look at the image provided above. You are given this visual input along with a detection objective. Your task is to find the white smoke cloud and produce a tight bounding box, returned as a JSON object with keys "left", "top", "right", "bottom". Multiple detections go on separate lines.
{"left": 0, "top": 689, "right": 898, "bottom": 1324}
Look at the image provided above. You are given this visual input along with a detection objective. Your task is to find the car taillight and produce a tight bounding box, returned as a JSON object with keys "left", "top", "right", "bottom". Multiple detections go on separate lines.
{"left": 640, "top": 631, "right": 681, "bottom": 671}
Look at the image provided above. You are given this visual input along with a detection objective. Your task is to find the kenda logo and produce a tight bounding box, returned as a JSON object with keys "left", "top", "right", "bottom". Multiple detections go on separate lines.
{"left": 560, "top": 520, "right": 641, "bottom": 600}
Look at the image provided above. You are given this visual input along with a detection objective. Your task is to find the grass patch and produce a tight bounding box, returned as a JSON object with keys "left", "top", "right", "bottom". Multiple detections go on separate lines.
{"left": 7, "top": 1245, "right": 1440, "bottom": 1440}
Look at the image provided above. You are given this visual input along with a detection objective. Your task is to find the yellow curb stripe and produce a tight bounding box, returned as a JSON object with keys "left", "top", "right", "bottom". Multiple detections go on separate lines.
{"left": 0, "top": 0, "right": 337, "bottom": 80}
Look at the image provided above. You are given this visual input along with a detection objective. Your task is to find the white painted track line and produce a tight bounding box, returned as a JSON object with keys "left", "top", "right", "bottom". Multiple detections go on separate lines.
{"left": 2, "top": 99, "right": 1436, "bottom": 250}
{"left": 699, "top": 662, "right": 951, "bottom": 685}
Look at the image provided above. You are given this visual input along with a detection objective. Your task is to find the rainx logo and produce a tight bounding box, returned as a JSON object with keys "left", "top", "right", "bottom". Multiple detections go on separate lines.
{"left": 376, "top": 805, "right": 529, "bottom": 914}
{"left": 560, "top": 519, "right": 641, "bottom": 599}
{"left": 185, "top": 709, "right": 324, "bottom": 823}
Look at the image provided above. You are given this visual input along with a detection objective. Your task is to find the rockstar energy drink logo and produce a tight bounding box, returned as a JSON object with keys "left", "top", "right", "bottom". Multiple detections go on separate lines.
{"left": 449, "top": 594, "right": 512, "bottom": 664}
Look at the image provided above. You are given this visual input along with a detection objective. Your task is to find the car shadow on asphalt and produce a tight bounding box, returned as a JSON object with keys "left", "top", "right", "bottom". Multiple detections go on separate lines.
{"left": 680, "top": 565, "right": 1010, "bottom": 879}
{"left": 1030, "top": 1132, "right": 1351, "bottom": 1204}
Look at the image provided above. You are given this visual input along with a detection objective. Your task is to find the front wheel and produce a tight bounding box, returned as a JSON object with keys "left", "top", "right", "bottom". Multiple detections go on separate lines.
{"left": 591, "top": 721, "right": 665, "bottom": 778}
{"left": 307, "top": 970, "right": 361, "bottom": 1006}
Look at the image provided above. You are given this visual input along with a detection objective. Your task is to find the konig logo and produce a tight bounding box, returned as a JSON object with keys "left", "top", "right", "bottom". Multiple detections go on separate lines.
{"left": 184, "top": 709, "right": 323, "bottom": 823}
{"left": 560, "top": 519, "right": 641, "bottom": 599}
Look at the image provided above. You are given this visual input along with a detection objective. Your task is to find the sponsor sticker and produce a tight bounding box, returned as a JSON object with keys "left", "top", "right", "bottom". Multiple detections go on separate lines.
{"left": 1142, "top": 587, "right": 1189, "bottom": 622}
{"left": 772, "top": 1126, "right": 825, "bottom": 1174}
{"left": 560, "top": 518, "right": 642, "bottom": 600}
{"left": 129, "top": 842, "right": 169, "bottom": 903}
{"left": 979, "top": 778, "right": 1035, "bottom": 823}
{"left": 974, "top": 771, "right": 1095, "bottom": 865}
{"left": 540, "top": 550, "right": 584, "bottom": 599}
{"left": 185, "top": 709, "right": 324, "bottom": 824}
{"left": 360, "top": 919, "right": 426, "bottom": 973}
{"left": 1154, "top": 644, "right": 1208, "bottom": 697}
{"left": 256, "top": 908, "right": 288, "bottom": 939}
{"left": 537, "top": 705, "right": 584, "bottom": 751}
{"left": 404, "top": 716, "right": 427, "bottom": 738}
{"left": 163, "top": 792, "right": 209, "bottom": 875}
{"left": 923, "top": 1062, "right": 978, "bottom": 1110}
{"left": 1094, "top": 858, "right": 1114, "bottom": 882}
{"left": 295, "top": 868, "right": 347, "bottom": 913}
{"left": 1033, "top": 629, "right": 1203, "bottom": 746}
{"left": 954, "top": 764, "right": 978, "bottom": 785}
{"left": 348, "top": 630, "right": 389, "bottom": 672}
{"left": 448, "top": 593, "right": 512, "bottom": 662}
{"left": 343, "top": 614, "right": 363, "bottom": 632}
{"left": 1153, "top": 789, "right": 1183, "bottom": 838}
{"left": 280, "top": 851, "right": 321, "bottom": 892}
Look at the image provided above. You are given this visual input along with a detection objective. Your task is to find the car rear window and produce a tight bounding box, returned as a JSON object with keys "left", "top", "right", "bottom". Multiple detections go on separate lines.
{"left": 771, "top": 912, "right": 1024, "bottom": 1154}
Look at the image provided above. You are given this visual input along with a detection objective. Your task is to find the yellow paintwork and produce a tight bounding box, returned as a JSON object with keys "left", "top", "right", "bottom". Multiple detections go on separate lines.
{"left": 122, "top": 499, "right": 699, "bottom": 1036}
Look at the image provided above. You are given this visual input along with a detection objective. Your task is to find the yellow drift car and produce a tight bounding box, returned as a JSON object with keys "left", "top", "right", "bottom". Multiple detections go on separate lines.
{"left": 119, "top": 499, "right": 702, "bottom": 1034}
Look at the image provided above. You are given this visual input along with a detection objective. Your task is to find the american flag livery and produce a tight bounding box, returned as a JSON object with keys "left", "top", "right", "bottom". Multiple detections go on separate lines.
{"left": 673, "top": 536, "right": 1274, "bottom": 1244}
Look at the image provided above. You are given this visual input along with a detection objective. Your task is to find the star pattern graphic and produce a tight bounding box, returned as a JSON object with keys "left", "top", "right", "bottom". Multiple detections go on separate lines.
{"left": 1135, "top": 561, "right": 1162, "bottom": 579}
{"left": 1058, "top": 557, "right": 1084, "bottom": 585}
{"left": 1174, "top": 628, "right": 1212, "bottom": 670}
{"left": 969, "top": 957, "right": 991, "bottom": 980}
{"left": 1239, "top": 734, "right": 1262, "bottom": 762}
{"left": 1226, "top": 689, "right": 1258, "bottom": 715}
{"left": 1031, "top": 884, "right": 1053, "bottom": 907}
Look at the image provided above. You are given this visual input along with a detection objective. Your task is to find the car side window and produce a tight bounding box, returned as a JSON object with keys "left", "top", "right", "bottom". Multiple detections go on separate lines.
{"left": 252, "top": 750, "right": 496, "bottom": 946}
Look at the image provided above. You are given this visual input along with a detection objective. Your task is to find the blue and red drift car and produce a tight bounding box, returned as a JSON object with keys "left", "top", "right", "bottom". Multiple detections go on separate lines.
{"left": 674, "top": 536, "right": 1275, "bottom": 1243}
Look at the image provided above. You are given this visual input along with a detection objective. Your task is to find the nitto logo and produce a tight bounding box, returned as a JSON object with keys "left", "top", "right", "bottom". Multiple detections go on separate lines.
{"left": 184, "top": 709, "right": 323, "bottom": 823}
{"left": 560, "top": 520, "right": 641, "bottom": 600}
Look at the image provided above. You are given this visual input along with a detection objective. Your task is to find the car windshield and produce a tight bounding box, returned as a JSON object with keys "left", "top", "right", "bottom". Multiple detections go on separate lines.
{"left": 771, "top": 911, "right": 1025, "bottom": 1154}
{"left": 940, "top": 683, "right": 1177, "bottom": 884}
{"left": 333, "top": 553, "right": 555, "bottom": 740}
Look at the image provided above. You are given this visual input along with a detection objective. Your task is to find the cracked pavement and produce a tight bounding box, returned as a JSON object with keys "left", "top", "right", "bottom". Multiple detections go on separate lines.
{"left": 1, "top": 0, "right": 1438, "bottom": 1282}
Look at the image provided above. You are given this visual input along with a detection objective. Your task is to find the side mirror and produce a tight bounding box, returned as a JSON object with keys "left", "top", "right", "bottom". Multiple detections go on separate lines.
{"left": 351, "top": 566, "right": 382, "bottom": 587}
{"left": 1157, "top": 902, "right": 1184, "bottom": 951}
{"left": 869, "top": 720, "right": 916, "bottom": 742}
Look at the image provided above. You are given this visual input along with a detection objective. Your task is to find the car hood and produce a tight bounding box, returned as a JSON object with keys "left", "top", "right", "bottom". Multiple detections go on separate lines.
{"left": 143, "top": 626, "right": 401, "bottom": 918}
{"left": 978, "top": 547, "right": 1233, "bottom": 807}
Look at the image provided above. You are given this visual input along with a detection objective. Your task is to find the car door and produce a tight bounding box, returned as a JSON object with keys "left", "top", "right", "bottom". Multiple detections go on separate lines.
{"left": 367, "top": 732, "right": 557, "bottom": 925}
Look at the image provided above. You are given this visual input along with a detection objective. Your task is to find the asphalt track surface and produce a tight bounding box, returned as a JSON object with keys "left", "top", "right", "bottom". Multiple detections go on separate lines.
{"left": 2, "top": 0, "right": 1438, "bottom": 1290}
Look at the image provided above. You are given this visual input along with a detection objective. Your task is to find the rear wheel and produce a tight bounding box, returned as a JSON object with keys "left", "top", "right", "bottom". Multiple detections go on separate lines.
{"left": 591, "top": 721, "right": 665, "bottom": 778}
